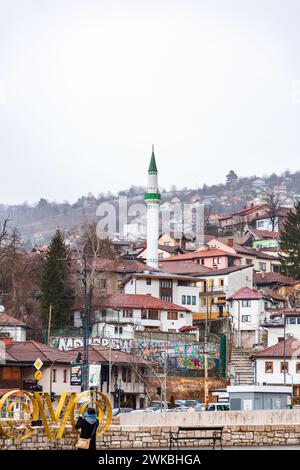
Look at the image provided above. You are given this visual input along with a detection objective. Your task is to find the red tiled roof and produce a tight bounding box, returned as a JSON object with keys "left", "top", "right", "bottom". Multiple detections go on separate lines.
{"left": 159, "top": 262, "right": 252, "bottom": 276}
{"left": 233, "top": 244, "right": 279, "bottom": 260}
{"left": 252, "top": 337, "right": 300, "bottom": 358}
{"left": 101, "top": 293, "right": 191, "bottom": 312}
{"left": 0, "top": 313, "right": 28, "bottom": 327}
{"left": 261, "top": 289, "right": 287, "bottom": 302}
{"left": 72, "top": 257, "right": 154, "bottom": 274}
{"left": 227, "top": 287, "right": 262, "bottom": 301}
{"left": 231, "top": 204, "right": 268, "bottom": 217}
{"left": 159, "top": 249, "right": 241, "bottom": 262}
{"left": 251, "top": 229, "right": 280, "bottom": 240}
{"left": 6, "top": 341, "right": 75, "bottom": 364}
{"left": 69, "top": 344, "right": 149, "bottom": 366}
{"left": 254, "top": 272, "right": 295, "bottom": 286}
{"left": 159, "top": 261, "right": 214, "bottom": 275}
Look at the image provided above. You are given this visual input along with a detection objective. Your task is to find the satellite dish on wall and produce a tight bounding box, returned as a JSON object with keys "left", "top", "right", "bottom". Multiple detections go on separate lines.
{"left": 0, "top": 305, "right": 5, "bottom": 313}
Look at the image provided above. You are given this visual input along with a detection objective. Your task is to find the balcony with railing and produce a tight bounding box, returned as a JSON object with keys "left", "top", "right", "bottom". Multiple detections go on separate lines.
{"left": 95, "top": 309, "right": 140, "bottom": 325}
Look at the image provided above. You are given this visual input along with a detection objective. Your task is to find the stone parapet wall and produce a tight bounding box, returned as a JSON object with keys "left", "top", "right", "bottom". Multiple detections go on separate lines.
{"left": 1, "top": 424, "right": 300, "bottom": 449}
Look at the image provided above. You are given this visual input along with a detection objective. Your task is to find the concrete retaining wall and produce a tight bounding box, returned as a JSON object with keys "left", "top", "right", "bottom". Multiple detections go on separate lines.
{"left": 120, "top": 410, "right": 300, "bottom": 427}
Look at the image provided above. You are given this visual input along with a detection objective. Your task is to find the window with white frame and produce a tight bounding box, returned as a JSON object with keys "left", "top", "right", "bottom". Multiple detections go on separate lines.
{"left": 241, "top": 315, "right": 251, "bottom": 322}
{"left": 242, "top": 300, "right": 251, "bottom": 307}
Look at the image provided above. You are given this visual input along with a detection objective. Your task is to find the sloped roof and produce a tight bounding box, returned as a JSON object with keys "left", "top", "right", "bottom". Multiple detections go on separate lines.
{"left": 72, "top": 258, "right": 155, "bottom": 273}
{"left": 261, "top": 289, "right": 287, "bottom": 302}
{"left": 159, "top": 262, "right": 252, "bottom": 276}
{"left": 69, "top": 344, "right": 149, "bottom": 366}
{"left": 158, "top": 261, "right": 214, "bottom": 275}
{"left": 101, "top": 293, "right": 191, "bottom": 312}
{"left": 252, "top": 337, "right": 300, "bottom": 358}
{"left": 159, "top": 249, "right": 241, "bottom": 262}
{"left": 0, "top": 313, "right": 28, "bottom": 327}
{"left": 233, "top": 244, "right": 279, "bottom": 260}
{"left": 6, "top": 341, "right": 75, "bottom": 364}
{"left": 250, "top": 229, "right": 280, "bottom": 240}
{"left": 254, "top": 272, "right": 295, "bottom": 286}
{"left": 227, "top": 287, "right": 262, "bottom": 301}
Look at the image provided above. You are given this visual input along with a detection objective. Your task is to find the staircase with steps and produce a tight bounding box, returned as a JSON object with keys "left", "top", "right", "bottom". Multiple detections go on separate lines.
{"left": 229, "top": 348, "right": 255, "bottom": 385}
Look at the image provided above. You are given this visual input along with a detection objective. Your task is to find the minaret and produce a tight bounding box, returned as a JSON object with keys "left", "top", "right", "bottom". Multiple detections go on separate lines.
{"left": 144, "top": 145, "right": 160, "bottom": 269}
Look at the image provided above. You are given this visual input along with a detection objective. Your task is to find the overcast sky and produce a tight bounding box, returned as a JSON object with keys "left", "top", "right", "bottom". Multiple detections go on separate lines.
{"left": 1, "top": 0, "right": 300, "bottom": 205}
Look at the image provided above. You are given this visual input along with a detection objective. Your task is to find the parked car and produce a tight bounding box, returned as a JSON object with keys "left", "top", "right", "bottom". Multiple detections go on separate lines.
{"left": 194, "top": 403, "right": 206, "bottom": 412}
{"left": 208, "top": 403, "right": 230, "bottom": 411}
{"left": 145, "top": 406, "right": 160, "bottom": 412}
{"left": 176, "top": 406, "right": 189, "bottom": 412}
{"left": 185, "top": 400, "right": 199, "bottom": 408}
{"left": 112, "top": 407, "right": 133, "bottom": 416}
{"left": 175, "top": 400, "right": 199, "bottom": 408}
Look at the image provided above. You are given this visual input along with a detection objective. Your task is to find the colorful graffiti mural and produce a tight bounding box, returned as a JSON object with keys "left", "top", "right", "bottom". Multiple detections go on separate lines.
{"left": 50, "top": 335, "right": 221, "bottom": 373}
{"left": 131, "top": 339, "right": 220, "bottom": 372}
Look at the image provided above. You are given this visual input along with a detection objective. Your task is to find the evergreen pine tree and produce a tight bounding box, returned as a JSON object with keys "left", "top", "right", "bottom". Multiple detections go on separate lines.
{"left": 40, "top": 229, "right": 74, "bottom": 330}
{"left": 279, "top": 203, "right": 300, "bottom": 279}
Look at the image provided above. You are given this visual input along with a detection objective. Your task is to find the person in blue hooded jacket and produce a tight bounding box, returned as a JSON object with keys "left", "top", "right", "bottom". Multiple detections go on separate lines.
{"left": 75, "top": 407, "right": 99, "bottom": 450}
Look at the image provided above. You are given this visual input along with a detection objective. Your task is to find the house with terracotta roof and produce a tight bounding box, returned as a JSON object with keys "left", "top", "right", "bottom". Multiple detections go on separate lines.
{"left": 227, "top": 287, "right": 266, "bottom": 347}
{"left": 0, "top": 340, "right": 81, "bottom": 395}
{"left": 219, "top": 203, "right": 270, "bottom": 233}
{"left": 252, "top": 337, "right": 300, "bottom": 398}
{"left": 158, "top": 247, "right": 241, "bottom": 270}
{"left": 75, "top": 293, "right": 193, "bottom": 339}
{"left": 1, "top": 341, "right": 150, "bottom": 408}
{"left": 0, "top": 310, "right": 28, "bottom": 342}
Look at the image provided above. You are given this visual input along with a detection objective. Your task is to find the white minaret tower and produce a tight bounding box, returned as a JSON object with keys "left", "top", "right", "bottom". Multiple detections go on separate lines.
{"left": 145, "top": 145, "right": 160, "bottom": 269}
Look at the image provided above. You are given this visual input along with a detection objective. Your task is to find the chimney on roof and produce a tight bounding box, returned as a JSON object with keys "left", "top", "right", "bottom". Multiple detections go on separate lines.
{"left": 261, "top": 271, "right": 265, "bottom": 278}
{"left": 227, "top": 238, "right": 234, "bottom": 247}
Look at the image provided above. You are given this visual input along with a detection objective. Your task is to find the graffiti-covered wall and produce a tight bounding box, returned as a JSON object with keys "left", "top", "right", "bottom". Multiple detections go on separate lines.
{"left": 50, "top": 332, "right": 223, "bottom": 375}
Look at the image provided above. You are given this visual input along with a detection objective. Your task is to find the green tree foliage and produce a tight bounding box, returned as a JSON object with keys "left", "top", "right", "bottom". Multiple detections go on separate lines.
{"left": 280, "top": 203, "right": 300, "bottom": 279}
{"left": 40, "top": 229, "right": 74, "bottom": 329}
{"left": 226, "top": 170, "right": 238, "bottom": 184}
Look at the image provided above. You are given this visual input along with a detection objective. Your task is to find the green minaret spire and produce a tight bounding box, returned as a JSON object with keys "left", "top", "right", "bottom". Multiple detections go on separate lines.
{"left": 148, "top": 144, "right": 158, "bottom": 174}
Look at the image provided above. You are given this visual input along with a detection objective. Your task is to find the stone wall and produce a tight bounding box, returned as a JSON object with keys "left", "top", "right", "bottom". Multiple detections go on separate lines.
{"left": 1, "top": 423, "right": 300, "bottom": 449}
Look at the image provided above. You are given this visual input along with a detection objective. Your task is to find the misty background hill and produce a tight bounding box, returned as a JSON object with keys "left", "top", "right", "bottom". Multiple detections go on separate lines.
{"left": 1, "top": 170, "right": 300, "bottom": 248}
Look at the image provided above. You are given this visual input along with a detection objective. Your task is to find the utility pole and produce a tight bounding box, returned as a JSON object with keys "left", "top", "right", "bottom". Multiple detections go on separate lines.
{"left": 283, "top": 314, "right": 286, "bottom": 386}
{"left": 82, "top": 255, "right": 89, "bottom": 391}
{"left": 109, "top": 344, "right": 112, "bottom": 404}
{"left": 47, "top": 304, "right": 52, "bottom": 346}
{"left": 163, "top": 339, "right": 168, "bottom": 410}
{"left": 204, "top": 287, "right": 209, "bottom": 411}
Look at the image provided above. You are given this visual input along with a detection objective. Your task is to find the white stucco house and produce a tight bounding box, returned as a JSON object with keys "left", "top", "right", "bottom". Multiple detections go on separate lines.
{"left": 252, "top": 337, "right": 300, "bottom": 400}
{"left": 227, "top": 287, "right": 266, "bottom": 347}
{"left": 0, "top": 310, "right": 28, "bottom": 342}
{"left": 92, "top": 293, "right": 192, "bottom": 339}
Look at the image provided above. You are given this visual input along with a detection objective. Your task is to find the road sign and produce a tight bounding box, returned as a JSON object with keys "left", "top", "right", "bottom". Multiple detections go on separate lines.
{"left": 34, "top": 358, "right": 43, "bottom": 370}
{"left": 34, "top": 370, "right": 42, "bottom": 381}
